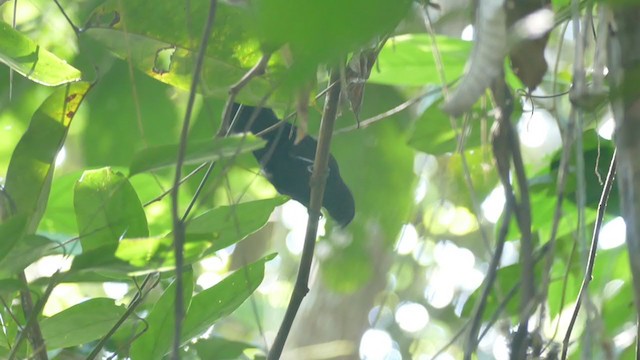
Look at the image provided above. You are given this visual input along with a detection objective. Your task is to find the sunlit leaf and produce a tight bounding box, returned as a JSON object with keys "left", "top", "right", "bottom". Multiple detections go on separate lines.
{"left": 74, "top": 167, "right": 148, "bottom": 253}
{"left": 0, "top": 215, "right": 27, "bottom": 264}
{"left": 248, "top": 0, "right": 412, "bottom": 86}
{"left": 128, "top": 134, "right": 266, "bottom": 176}
{"left": 181, "top": 254, "right": 274, "bottom": 341}
{"left": 115, "top": 197, "right": 285, "bottom": 271}
{"left": 0, "top": 21, "right": 81, "bottom": 86}
{"left": 4, "top": 82, "right": 91, "bottom": 232}
{"left": 408, "top": 98, "right": 486, "bottom": 155}
{"left": 369, "top": 34, "right": 472, "bottom": 86}
{"left": 40, "top": 298, "right": 126, "bottom": 349}
{"left": 83, "top": 1, "right": 281, "bottom": 103}
{"left": 193, "top": 336, "right": 262, "bottom": 360}
{"left": 130, "top": 269, "right": 194, "bottom": 360}
{"left": 0, "top": 235, "right": 55, "bottom": 277}
{"left": 185, "top": 196, "right": 287, "bottom": 253}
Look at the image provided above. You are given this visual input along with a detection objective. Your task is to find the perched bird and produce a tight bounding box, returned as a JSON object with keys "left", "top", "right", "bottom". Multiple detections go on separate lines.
{"left": 229, "top": 103, "right": 355, "bottom": 227}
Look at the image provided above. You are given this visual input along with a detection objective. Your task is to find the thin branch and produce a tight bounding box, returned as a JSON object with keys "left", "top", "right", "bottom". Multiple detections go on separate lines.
{"left": 170, "top": 1, "right": 217, "bottom": 358}
{"left": 267, "top": 69, "right": 342, "bottom": 360}
{"left": 143, "top": 162, "right": 209, "bottom": 206}
{"left": 464, "top": 204, "right": 511, "bottom": 358}
{"left": 181, "top": 92, "right": 273, "bottom": 222}
{"left": 561, "top": 152, "right": 616, "bottom": 359}
{"left": 52, "top": 0, "right": 82, "bottom": 34}
{"left": 86, "top": 274, "right": 160, "bottom": 360}
{"left": 537, "top": 109, "right": 576, "bottom": 334}
{"left": 9, "top": 272, "right": 59, "bottom": 360}
{"left": 335, "top": 84, "right": 450, "bottom": 134}
{"left": 219, "top": 54, "right": 272, "bottom": 137}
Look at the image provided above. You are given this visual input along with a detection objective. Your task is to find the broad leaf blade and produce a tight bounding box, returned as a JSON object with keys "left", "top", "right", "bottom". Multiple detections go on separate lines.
{"left": 129, "top": 135, "right": 266, "bottom": 176}
{"left": 4, "top": 82, "right": 91, "bottom": 232}
{"left": 83, "top": 1, "right": 280, "bottom": 103}
{"left": 115, "top": 197, "right": 285, "bottom": 271}
{"left": 193, "top": 337, "right": 262, "bottom": 360}
{"left": 130, "top": 270, "right": 194, "bottom": 360}
{"left": 0, "top": 21, "right": 81, "bottom": 86}
{"left": 369, "top": 34, "right": 472, "bottom": 86}
{"left": 72, "top": 167, "right": 149, "bottom": 272}
{"left": 186, "top": 196, "right": 287, "bottom": 254}
{"left": 181, "top": 254, "right": 273, "bottom": 342}
{"left": 40, "top": 298, "right": 126, "bottom": 349}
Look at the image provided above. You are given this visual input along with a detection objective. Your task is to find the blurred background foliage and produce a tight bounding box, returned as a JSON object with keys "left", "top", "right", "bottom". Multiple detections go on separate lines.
{"left": 0, "top": 0, "right": 633, "bottom": 359}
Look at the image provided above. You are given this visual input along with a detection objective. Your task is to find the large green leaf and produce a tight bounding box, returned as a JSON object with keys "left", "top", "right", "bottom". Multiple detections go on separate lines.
{"left": 128, "top": 134, "right": 266, "bottom": 176}
{"left": 4, "top": 82, "right": 91, "bottom": 232}
{"left": 369, "top": 34, "right": 473, "bottom": 86}
{"left": 185, "top": 196, "right": 287, "bottom": 252}
{"left": 130, "top": 269, "right": 194, "bottom": 360}
{"left": 40, "top": 298, "right": 126, "bottom": 349}
{"left": 72, "top": 167, "right": 149, "bottom": 274}
{"left": 0, "top": 215, "right": 27, "bottom": 264}
{"left": 0, "top": 235, "right": 56, "bottom": 277}
{"left": 248, "top": 0, "right": 412, "bottom": 87}
{"left": 193, "top": 337, "right": 262, "bottom": 360}
{"left": 181, "top": 254, "right": 273, "bottom": 342}
{"left": 407, "top": 97, "right": 486, "bottom": 155}
{"left": 83, "top": 1, "right": 280, "bottom": 103}
{"left": 38, "top": 171, "right": 82, "bottom": 237}
{"left": 0, "top": 21, "right": 81, "bottom": 86}
{"left": 115, "top": 197, "right": 286, "bottom": 270}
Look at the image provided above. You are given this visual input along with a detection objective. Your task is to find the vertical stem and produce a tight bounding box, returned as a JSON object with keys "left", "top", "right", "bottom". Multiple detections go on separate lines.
{"left": 170, "top": 1, "right": 217, "bottom": 358}
{"left": 267, "top": 69, "right": 342, "bottom": 360}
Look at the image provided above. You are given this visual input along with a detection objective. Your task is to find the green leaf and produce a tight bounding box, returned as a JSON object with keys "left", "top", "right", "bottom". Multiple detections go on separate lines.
{"left": 185, "top": 196, "right": 287, "bottom": 253}
{"left": 193, "top": 337, "right": 262, "bottom": 360}
{"left": 74, "top": 167, "right": 149, "bottom": 253}
{"left": 181, "top": 254, "right": 273, "bottom": 342}
{"left": 4, "top": 82, "right": 91, "bottom": 232}
{"left": 0, "top": 215, "right": 27, "bottom": 264}
{"left": 115, "top": 236, "right": 209, "bottom": 273}
{"left": 0, "top": 279, "right": 23, "bottom": 297}
{"left": 115, "top": 197, "right": 285, "bottom": 270}
{"left": 462, "top": 261, "right": 546, "bottom": 319}
{"left": 248, "top": 0, "right": 412, "bottom": 86}
{"left": 0, "top": 21, "right": 81, "bottom": 86}
{"left": 407, "top": 97, "right": 486, "bottom": 155}
{"left": 38, "top": 171, "right": 82, "bottom": 237}
{"left": 0, "top": 235, "right": 55, "bottom": 277}
{"left": 40, "top": 298, "right": 126, "bottom": 349}
{"left": 130, "top": 269, "right": 194, "bottom": 360}
{"left": 83, "top": 1, "right": 279, "bottom": 103}
{"left": 129, "top": 135, "right": 266, "bottom": 176}
{"left": 369, "top": 34, "right": 473, "bottom": 86}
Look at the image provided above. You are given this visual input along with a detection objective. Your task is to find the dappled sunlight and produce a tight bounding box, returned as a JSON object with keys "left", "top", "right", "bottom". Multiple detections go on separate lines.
{"left": 599, "top": 216, "right": 626, "bottom": 250}
{"left": 395, "top": 302, "right": 430, "bottom": 333}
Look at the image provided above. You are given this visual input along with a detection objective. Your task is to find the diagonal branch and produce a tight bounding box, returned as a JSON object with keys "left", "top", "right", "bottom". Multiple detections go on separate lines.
{"left": 267, "top": 69, "right": 342, "bottom": 360}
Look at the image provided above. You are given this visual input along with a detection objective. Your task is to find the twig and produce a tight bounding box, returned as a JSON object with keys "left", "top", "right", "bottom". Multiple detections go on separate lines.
{"left": 170, "top": 1, "right": 217, "bottom": 358}
{"left": 219, "top": 54, "right": 272, "bottom": 137}
{"left": 267, "top": 69, "right": 342, "bottom": 360}
{"left": 52, "top": 0, "right": 82, "bottom": 34}
{"left": 561, "top": 152, "right": 616, "bottom": 359}
{"left": 537, "top": 109, "right": 576, "bottom": 335}
{"left": 464, "top": 204, "right": 512, "bottom": 358}
{"left": 86, "top": 274, "right": 159, "bottom": 360}
{"left": 9, "top": 272, "right": 59, "bottom": 360}
{"left": 181, "top": 92, "right": 273, "bottom": 222}
{"left": 143, "top": 162, "right": 209, "bottom": 206}
{"left": 335, "top": 84, "right": 450, "bottom": 134}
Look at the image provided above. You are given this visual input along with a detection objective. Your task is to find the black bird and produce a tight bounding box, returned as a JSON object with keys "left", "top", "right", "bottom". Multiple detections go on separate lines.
{"left": 229, "top": 103, "right": 355, "bottom": 227}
